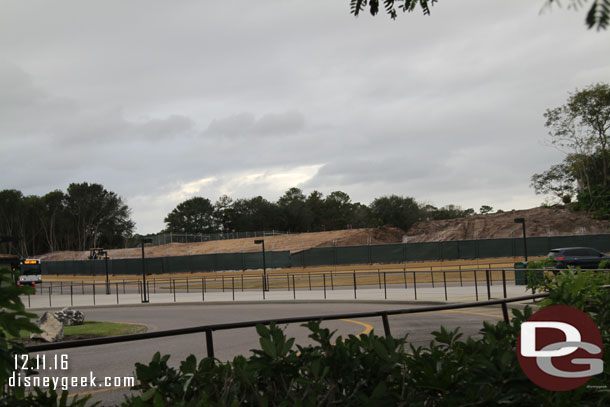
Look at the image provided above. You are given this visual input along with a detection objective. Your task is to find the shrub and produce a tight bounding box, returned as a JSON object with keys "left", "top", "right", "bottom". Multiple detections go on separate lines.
{"left": 0, "top": 267, "right": 94, "bottom": 406}
{"left": 124, "top": 270, "right": 610, "bottom": 406}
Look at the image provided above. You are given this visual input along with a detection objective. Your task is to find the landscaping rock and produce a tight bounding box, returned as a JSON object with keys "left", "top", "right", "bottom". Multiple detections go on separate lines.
{"left": 30, "top": 312, "right": 64, "bottom": 342}
{"left": 54, "top": 308, "right": 85, "bottom": 326}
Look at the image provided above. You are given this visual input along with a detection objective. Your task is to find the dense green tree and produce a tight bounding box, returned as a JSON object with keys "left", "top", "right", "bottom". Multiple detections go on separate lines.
{"left": 370, "top": 195, "right": 420, "bottom": 231}
{"left": 0, "top": 184, "right": 134, "bottom": 255}
{"left": 277, "top": 187, "right": 312, "bottom": 232}
{"left": 479, "top": 205, "right": 494, "bottom": 215}
{"left": 66, "top": 182, "right": 134, "bottom": 250}
{"left": 533, "top": 83, "right": 610, "bottom": 218}
{"left": 212, "top": 195, "right": 234, "bottom": 232}
{"left": 164, "top": 197, "right": 216, "bottom": 235}
{"left": 304, "top": 191, "right": 325, "bottom": 231}
{"left": 322, "top": 191, "right": 354, "bottom": 230}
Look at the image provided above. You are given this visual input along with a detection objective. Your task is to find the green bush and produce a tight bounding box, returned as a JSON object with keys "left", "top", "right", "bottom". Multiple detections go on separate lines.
{"left": 0, "top": 267, "right": 94, "bottom": 406}
{"left": 123, "top": 270, "right": 610, "bottom": 406}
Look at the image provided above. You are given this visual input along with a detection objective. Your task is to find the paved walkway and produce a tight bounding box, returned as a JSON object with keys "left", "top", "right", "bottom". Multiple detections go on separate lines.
{"left": 22, "top": 282, "right": 537, "bottom": 310}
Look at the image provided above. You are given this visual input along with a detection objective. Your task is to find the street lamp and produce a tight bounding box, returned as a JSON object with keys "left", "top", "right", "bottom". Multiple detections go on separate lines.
{"left": 141, "top": 238, "right": 153, "bottom": 303}
{"left": 254, "top": 239, "right": 268, "bottom": 291}
{"left": 514, "top": 218, "right": 528, "bottom": 262}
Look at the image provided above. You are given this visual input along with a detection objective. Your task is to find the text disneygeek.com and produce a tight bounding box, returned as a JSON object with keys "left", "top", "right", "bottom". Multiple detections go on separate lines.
{"left": 9, "top": 353, "right": 135, "bottom": 391}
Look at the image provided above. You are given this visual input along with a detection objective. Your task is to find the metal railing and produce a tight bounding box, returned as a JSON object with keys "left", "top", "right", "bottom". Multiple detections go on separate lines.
{"left": 24, "top": 292, "right": 548, "bottom": 357}
{"left": 25, "top": 267, "right": 518, "bottom": 307}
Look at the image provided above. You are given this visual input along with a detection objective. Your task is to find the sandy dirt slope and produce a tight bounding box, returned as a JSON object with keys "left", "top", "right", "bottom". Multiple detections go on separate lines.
{"left": 38, "top": 206, "right": 610, "bottom": 261}
{"left": 40, "top": 227, "right": 405, "bottom": 261}
{"left": 405, "top": 206, "right": 610, "bottom": 242}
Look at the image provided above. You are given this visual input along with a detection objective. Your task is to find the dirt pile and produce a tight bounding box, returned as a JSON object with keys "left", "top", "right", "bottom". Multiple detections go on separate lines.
{"left": 37, "top": 207, "right": 610, "bottom": 261}
{"left": 39, "top": 226, "right": 405, "bottom": 261}
{"left": 405, "top": 206, "right": 610, "bottom": 242}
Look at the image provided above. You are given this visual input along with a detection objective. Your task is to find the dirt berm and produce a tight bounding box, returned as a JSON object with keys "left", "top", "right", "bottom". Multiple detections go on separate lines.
{"left": 40, "top": 206, "right": 610, "bottom": 261}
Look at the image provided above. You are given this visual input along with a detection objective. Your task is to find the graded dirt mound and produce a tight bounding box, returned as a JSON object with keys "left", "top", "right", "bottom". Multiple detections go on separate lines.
{"left": 40, "top": 226, "right": 406, "bottom": 261}
{"left": 405, "top": 206, "right": 610, "bottom": 242}
{"left": 38, "top": 207, "right": 610, "bottom": 261}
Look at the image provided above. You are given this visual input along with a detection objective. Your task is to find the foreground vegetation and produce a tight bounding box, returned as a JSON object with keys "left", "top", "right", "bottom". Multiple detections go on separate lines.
{"left": 2, "top": 266, "right": 609, "bottom": 406}
{"left": 122, "top": 269, "right": 610, "bottom": 406}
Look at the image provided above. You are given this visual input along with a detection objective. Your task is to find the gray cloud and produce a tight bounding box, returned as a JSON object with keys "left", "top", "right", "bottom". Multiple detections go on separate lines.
{"left": 0, "top": 1, "right": 607, "bottom": 233}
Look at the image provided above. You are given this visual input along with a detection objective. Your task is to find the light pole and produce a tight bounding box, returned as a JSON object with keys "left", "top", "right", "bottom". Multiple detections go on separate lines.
{"left": 514, "top": 218, "right": 528, "bottom": 262}
{"left": 141, "top": 238, "right": 153, "bottom": 303}
{"left": 254, "top": 239, "right": 268, "bottom": 291}
{"left": 103, "top": 250, "right": 110, "bottom": 295}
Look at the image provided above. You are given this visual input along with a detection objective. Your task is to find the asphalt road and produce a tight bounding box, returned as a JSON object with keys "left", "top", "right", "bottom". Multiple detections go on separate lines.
{"left": 24, "top": 302, "right": 504, "bottom": 406}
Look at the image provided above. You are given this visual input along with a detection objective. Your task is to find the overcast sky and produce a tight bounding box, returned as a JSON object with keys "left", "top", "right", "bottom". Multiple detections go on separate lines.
{"left": 1, "top": 1, "right": 608, "bottom": 234}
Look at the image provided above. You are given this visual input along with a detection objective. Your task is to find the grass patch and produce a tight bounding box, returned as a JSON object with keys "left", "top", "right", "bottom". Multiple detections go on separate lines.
{"left": 64, "top": 321, "right": 146, "bottom": 337}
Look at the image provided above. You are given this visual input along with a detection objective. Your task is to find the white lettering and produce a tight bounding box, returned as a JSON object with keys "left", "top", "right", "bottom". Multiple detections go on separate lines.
{"left": 521, "top": 322, "right": 580, "bottom": 357}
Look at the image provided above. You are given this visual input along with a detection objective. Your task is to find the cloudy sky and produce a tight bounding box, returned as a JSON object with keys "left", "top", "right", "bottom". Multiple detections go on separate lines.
{"left": 1, "top": 0, "right": 608, "bottom": 234}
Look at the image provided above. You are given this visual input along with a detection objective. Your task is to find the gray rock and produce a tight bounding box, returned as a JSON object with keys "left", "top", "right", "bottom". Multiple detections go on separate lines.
{"left": 54, "top": 308, "right": 85, "bottom": 326}
{"left": 31, "top": 312, "right": 64, "bottom": 342}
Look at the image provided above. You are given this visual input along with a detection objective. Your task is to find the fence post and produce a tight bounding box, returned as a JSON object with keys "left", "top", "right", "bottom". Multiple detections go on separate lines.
{"left": 202, "top": 278, "right": 205, "bottom": 302}
{"left": 413, "top": 271, "right": 417, "bottom": 300}
{"left": 502, "top": 302, "right": 510, "bottom": 323}
{"left": 241, "top": 274, "right": 244, "bottom": 292}
{"left": 292, "top": 275, "right": 296, "bottom": 300}
{"left": 443, "top": 271, "right": 447, "bottom": 301}
{"left": 49, "top": 286, "right": 52, "bottom": 307}
{"left": 82, "top": 280, "right": 85, "bottom": 295}
{"left": 232, "top": 277, "right": 235, "bottom": 301}
{"left": 474, "top": 270, "right": 479, "bottom": 301}
{"left": 70, "top": 284, "right": 73, "bottom": 306}
{"left": 262, "top": 275, "right": 266, "bottom": 300}
{"left": 92, "top": 283, "right": 96, "bottom": 305}
{"left": 123, "top": 280, "right": 126, "bottom": 295}
{"left": 502, "top": 269, "right": 507, "bottom": 298}
{"left": 353, "top": 271, "right": 357, "bottom": 299}
{"left": 308, "top": 273, "right": 311, "bottom": 291}
{"left": 323, "top": 274, "right": 326, "bottom": 299}
{"left": 116, "top": 283, "right": 119, "bottom": 304}
{"left": 485, "top": 269, "right": 491, "bottom": 300}
{"left": 222, "top": 276, "right": 225, "bottom": 293}
{"left": 430, "top": 267, "right": 435, "bottom": 288}
{"left": 205, "top": 330, "right": 215, "bottom": 359}
{"left": 330, "top": 271, "right": 334, "bottom": 290}
{"left": 60, "top": 281, "right": 63, "bottom": 295}
{"left": 377, "top": 269, "right": 381, "bottom": 289}
{"left": 403, "top": 268, "right": 407, "bottom": 289}
{"left": 173, "top": 280, "right": 176, "bottom": 302}
{"left": 153, "top": 278, "right": 156, "bottom": 294}
{"left": 459, "top": 265, "right": 463, "bottom": 287}
{"left": 381, "top": 313, "right": 392, "bottom": 337}
{"left": 383, "top": 272, "right": 387, "bottom": 299}
{"left": 186, "top": 278, "right": 189, "bottom": 294}
{"left": 287, "top": 274, "right": 290, "bottom": 292}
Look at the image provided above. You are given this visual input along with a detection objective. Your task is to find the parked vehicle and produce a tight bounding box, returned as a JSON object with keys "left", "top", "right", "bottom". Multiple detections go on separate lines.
{"left": 17, "top": 258, "right": 42, "bottom": 286}
{"left": 546, "top": 247, "right": 610, "bottom": 270}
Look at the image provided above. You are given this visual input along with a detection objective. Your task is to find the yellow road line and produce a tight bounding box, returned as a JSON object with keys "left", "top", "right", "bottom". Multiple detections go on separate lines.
{"left": 340, "top": 318, "right": 374, "bottom": 337}
{"left": 66, "top": 312, "right": 495, "bottom": 399}
{"left": 68, "top": 384, "right": 131, "bottom": 398}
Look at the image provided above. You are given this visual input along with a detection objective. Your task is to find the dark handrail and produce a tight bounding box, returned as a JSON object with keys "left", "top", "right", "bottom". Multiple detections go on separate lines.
{"left": 24, "top": 292, "right": 548, "bottom": 354}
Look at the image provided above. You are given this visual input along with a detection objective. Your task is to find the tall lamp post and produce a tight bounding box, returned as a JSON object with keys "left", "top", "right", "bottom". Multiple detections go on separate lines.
{"left": 254, "top": 239, "right": 268, "bottom": 291}
{"left": 141, "top": 238, "right": 153, "bottom": 303}
{"left": 514, "top": 218, "right": 528, "bottom": 262}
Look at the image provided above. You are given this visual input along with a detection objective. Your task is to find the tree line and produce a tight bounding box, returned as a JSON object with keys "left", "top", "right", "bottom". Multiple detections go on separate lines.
{"left": 0, "top": 183, "right": 134, "bottom": 257}
{"left": 0, "top": 183, "right": 484, "bottom": 257}
{"left": 162, "top": 189, "right": 480, "bottom": 236}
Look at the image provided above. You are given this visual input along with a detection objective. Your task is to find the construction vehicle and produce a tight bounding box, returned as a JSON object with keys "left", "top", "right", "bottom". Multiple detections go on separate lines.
{"left": 88, "top": 248, "right": 109, "bottom": 260}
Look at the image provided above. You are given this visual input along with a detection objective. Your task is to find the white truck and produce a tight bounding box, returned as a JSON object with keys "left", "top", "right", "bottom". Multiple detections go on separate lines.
{"left": 17, "top": 258, "right": 42, "bottom": 286}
